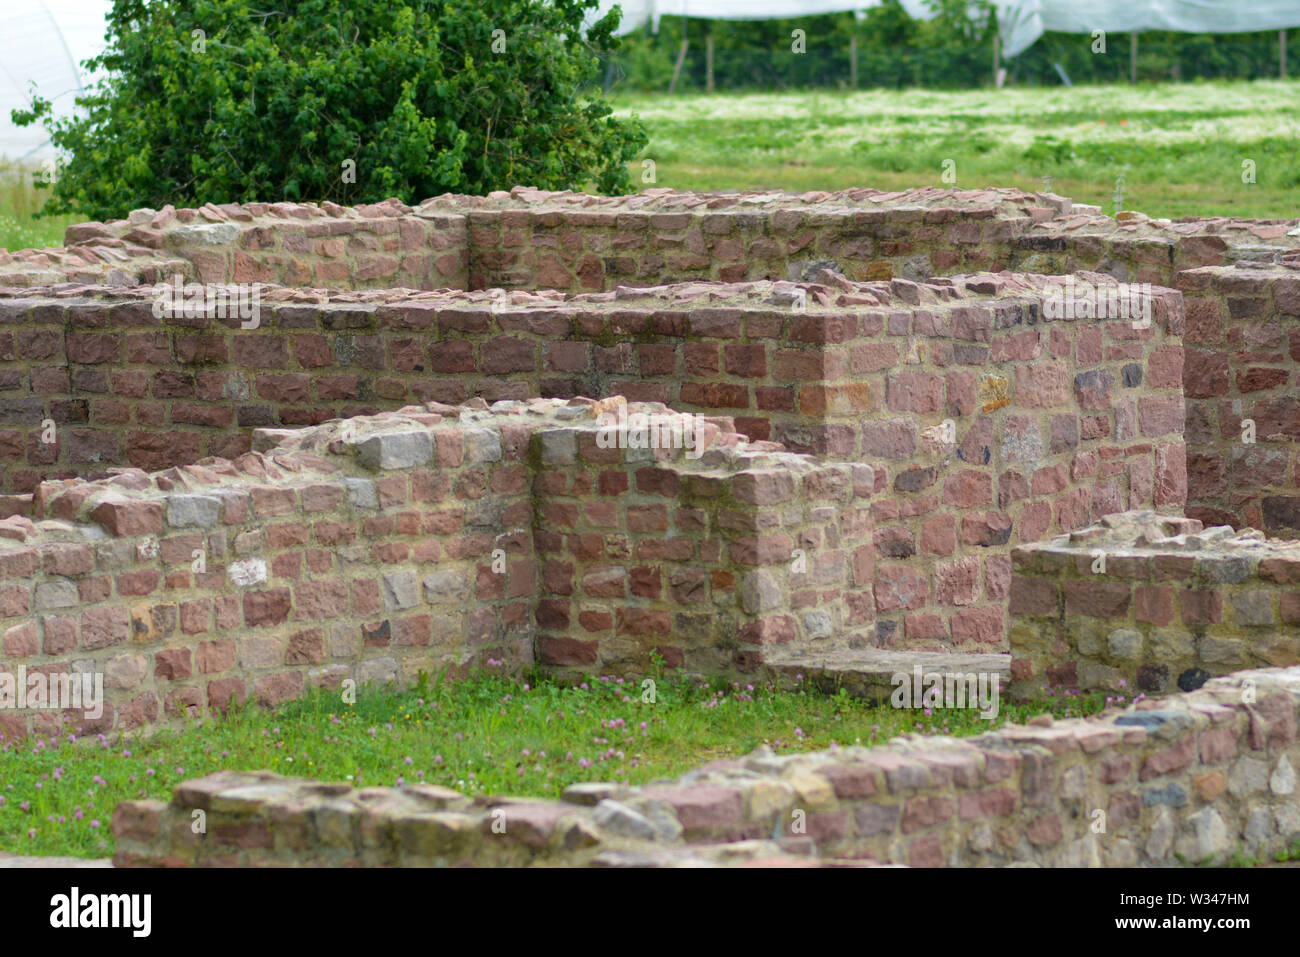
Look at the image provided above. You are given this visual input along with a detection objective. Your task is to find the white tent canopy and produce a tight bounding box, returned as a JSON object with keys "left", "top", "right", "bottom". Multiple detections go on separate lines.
{"left": 590, "top": 0, "right": 940, "bottom": 34}
{"left": 996, "top": 0, "right": 1300, "bottom": 57}
{"left": 0, "top": 0, "right": 110, "bottom": 161}
{"left": 591, "top": 0, "right": 1300, "bottom": 58}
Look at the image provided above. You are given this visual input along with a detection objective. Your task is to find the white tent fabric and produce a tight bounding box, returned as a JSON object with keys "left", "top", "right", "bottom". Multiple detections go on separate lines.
{"left": 0, "top": 0, "right": 110, "bottom": 160}
{"left": 995, "top": 0, "right": 1300, "bottom": 57}
{"left": 591, "top": 0, "right": 1300, "bottom": 58}
{"left": 591, "top": 0, "right": 941, "bottom": 34}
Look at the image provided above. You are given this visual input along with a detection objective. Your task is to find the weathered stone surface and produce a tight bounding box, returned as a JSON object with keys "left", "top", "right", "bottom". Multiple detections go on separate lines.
{"left": 356, "top": 431, "right": 434, "bottom": 470}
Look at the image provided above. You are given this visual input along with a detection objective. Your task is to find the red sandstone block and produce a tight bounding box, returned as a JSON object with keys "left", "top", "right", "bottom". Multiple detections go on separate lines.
{"left": 253, "top": 672, "right": 304, "bottom": 708}
{"left": 616, "top": 607, "right": 670, "bottom": 637}
{"left": 732, "top": 471, "right": 794, "bottom": 506}
{"left": 285, "top": 629, "right": 325, "bottom": 664}
{"left": 791, "top": 315, "right": 855, "bottom": 344}
{"left": 1008, "top": 577, "right": 1057, "bottom": 617}
{"left": 629, "top": 567, "right": 661, "bottom": 599}
{"left": 3, "top": 621, "right": 37, "bottom": 656}
{"left": 904, "top": 614, "right": 946, "bottom": 641}
{"left": 1198, "top": 725, "right": 1241, "bottom": 765}
{"left": 41, "top": 543, "right": 94, "bottom": 576}
{"left": 232, "top": 335, "right": 289, "bottom": 368}
{"left": 117, "top": 569, "right": 161, "bottom": 596}
{"left": 729, "top": 534, "right": 794, "bottom": 566}
{"left": 40, "top": 616, "right": 76, "bottom": 655}
{"left": 901, "top": 795, "right": 954, "bottom": 833}
{"left": 679, "top": 382, "right": 748, "bottom": 409}
{"left": 537, "top": 634, "right": 596, "bottom": 665}
{"left": 111, "top": 800, "right": 165, "bottom": 844}
{"left": 949, "top": 606, "right": 1003, "bottom": 644}
{"left": 1180, "top": 589, "right": 1223, "bottom": 625}
{"left": 393, "top": 615, "right": 431, "bottom": 646}
{"left": 81, "top": 606, "right": 130, "bottom": 649}
{"left": 293, "top": 334, "right": 332, "bottom": 368}
{"left": 817, "top": 763, "right": 879, "bottom": 799}
{"left": 1063, "top": 580, "right": 1131, "bottom": 618}
{"left": 249, "top": 486, "right": 298, "bottom": 517}
{"left": 886, "top": 371, "right": 943, "bottom": 414}
{"left": 90, "top": 500, "right": 163, "bottom": 537}
{"left": 874, "top": 564, "right": 928, "bottom": 612}
{"left": 1014, "top": 361, "right": 1069, "bottom": 407}
{"left": 942, "top": 471, "right": 992, "bottom": 509}
{"left": 178, "top": 599, "right": 210, "bottom": 636}
{"left": 243, "top": 588, "right": 292, "bottom": 627}
{"left": 724, "top": 343, "right": 766, "bottom": 377}
{"left": 481, "top": 338, "right": 535, "bottom": 375}
{"left": 214, "top": 595, "right": 240, "bottom": 630}
{"left": 1134, "top": 585, "right": 1175, "bottom": 625}
{"left": 935, "top": 556, "right": 980, "bottom": 606}
{"left": 1025, "top": 814, "right": 1063, "bottom": 847}
{"left": 66, "top": 332, "right": 121, "bottom": 364}
{"left": 638, "top": 785, "right": 743, "bottom": 834}
{"left": 293, "top": 579, "right": 347, "bottom": 619}
{"left": 195, "top": 638, "right": 235, "bottom": 674}
{"left": 851, "top": 342, "right": 899, "bottom": 373}
{"left": 1138, "top": 395, "right": 1184, "bottom": 438}
{"left": 737, "top": 615, "right": 796, "bottom": 645}
{"left": 1139, "top": 735, "right": 1196, "bottom": 781}
{"left": 1259, "top": 557, "right": 1300, "bottom": 583}
{"left": 908, "top": 834, "right": 944, "bottom": 868}
{"left": 1054, "top": 488, "right": 1092, "bottom": 532}
{"left": 154, "top": 649, "right": 192, "bottom": 680}
{"left": 992, "top": 329, "right": 1041, "bottom": 362}
{"left": 921, "top": 514, "right": 956, "bottom": 556}
{"left": 1031, "top": 463, "right": 1069, "bottom": 496}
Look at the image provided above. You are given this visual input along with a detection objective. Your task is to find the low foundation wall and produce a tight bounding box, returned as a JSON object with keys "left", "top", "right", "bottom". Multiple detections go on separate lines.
{"left": 111, "top": 664, "right": 1300, "bottom": 867}
{"left": 0, "top": 398, "right": 866, "bottom": 738}
{"left": 1009, "top": 510, "right": 1300, "bottom": 698}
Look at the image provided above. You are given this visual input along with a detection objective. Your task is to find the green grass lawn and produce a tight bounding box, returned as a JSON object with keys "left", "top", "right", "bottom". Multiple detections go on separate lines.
{"left": 0, "top": 162, "right": 71, "bottom": 251}
{"left": 611, "top": 80, "right": 1300, "bottom": 220}
{"left": 0, "top": 666, "right": 1110, "bottom": 858}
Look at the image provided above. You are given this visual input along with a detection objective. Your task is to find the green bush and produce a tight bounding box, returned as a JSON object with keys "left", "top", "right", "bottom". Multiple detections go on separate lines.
{"left": 12, "top": 0, "right": 648, "bottom": 220}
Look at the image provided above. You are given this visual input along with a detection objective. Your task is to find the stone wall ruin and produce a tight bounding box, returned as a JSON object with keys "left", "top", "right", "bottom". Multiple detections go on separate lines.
{"left": 0, "top": 186, "right": 1298, "bottom": 726}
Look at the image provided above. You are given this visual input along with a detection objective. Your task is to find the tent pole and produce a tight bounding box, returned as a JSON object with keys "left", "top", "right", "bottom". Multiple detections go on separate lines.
{"left": 706, "top": 34, "right": 714, "bottom": 93}
{"left": 851, "top": 35, "right": 858, "bottom": 89}
{"left": 1282, "top": 30, "right": 1288, "bottom": 79}
{"left": 670, "top": 38, "right": 689, "bottom": 94}
{"left": 1130, "top": 33, "right": 1138, "bottom": 84}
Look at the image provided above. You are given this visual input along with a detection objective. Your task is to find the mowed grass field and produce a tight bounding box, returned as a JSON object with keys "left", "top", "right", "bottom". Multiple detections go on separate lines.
{"left": 610, "top": 80, "right": 1300, "bottom": 220}
{"left": 2, "top": 79, "right": 1297, "bottom": 253}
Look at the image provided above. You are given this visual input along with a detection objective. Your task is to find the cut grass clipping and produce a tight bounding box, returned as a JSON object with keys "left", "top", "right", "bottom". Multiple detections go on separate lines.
{"left": 0, "top": 664, "right": 1111, "bottom": 858}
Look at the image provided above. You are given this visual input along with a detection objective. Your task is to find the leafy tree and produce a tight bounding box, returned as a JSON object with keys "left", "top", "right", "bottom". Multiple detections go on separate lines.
{"left": 13, "top": 0, "right": 647, "bottom": 219}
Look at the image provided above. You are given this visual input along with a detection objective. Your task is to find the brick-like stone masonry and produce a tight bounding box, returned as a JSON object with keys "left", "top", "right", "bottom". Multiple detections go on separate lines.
{"left": 0, "top": 186, "right": 1296, "bottom": 673}
{"left": 0, "top": 397, "right": 869, "bottom": 738}
{"left": 0, "top": 269, "right": 1185, "bottom": 655}
{"left": 111, "top": 664, "right": 1300, "bottom": 867}
{"left": 1, "top": 188, "right": 1298, "bottom": 867}
{"left": 1010, "top": 509, "right": 1300, "bottom": 698}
